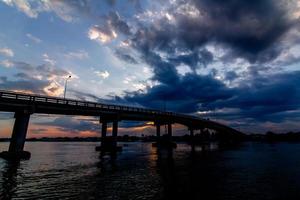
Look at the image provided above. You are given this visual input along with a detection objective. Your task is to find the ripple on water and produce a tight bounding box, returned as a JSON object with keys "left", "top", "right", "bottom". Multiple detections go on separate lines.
{"left": 1, "top": 142, "right": 300, "bottom": 199}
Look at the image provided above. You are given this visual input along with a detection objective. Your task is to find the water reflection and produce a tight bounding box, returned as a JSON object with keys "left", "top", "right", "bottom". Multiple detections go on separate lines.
{"left": 0, "top": 142, "right": 300, "bottom": 199}
{"left": 155, "top": 148, "right": 177, "bottom": 200}
{"left": 0, "top": 160, "right": 20, "bottom": 199}
{"left": 97, "top": 153, "right": 119, "bottom": 173}
{"left": 154, "top": 144, "right": 221, "bottom": 200}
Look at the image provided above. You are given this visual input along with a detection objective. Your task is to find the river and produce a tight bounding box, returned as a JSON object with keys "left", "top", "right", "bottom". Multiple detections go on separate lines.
{"left": 0, "top": 142, "right": 300, "bottom": 199}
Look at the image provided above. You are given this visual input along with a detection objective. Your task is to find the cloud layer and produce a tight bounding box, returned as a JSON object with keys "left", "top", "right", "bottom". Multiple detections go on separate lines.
{"left": 108, "top": 0, "right": 300, "bottom": 132}
{"left": 0, "top": 61, "right": 70, "bottom": 96}
{"left": 1, "top": 0, "right": 300, "bottom": 133}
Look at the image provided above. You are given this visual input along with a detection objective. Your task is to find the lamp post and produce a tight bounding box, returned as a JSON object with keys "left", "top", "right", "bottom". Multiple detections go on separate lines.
{"left": 63, "top": 75, "right": 71, "bottom": 99}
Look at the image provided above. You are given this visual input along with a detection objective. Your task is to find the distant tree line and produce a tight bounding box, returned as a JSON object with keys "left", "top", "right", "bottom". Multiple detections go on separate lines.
{"left": 0, "top": 131, "right": 300, "bottom": 142}
{"left": 246, "top": 131, "right": 300, "bottom": 142}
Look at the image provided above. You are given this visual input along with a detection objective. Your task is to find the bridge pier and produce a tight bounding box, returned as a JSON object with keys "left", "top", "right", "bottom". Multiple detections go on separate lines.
{"left": 0, "top": 111, "right": 31, "bottom": 160}
{"left": 153, "top": 122, "right": 176, "bottom": 148}
{"left": 156, "top": 124, "right": 161, "bottom": 140}
{"left": 166, "top": 123, "right": 176, "bottom": 148}
{"left": 189, "top": 128, "right": 196, "bottom": 152}
{"left": 152, "top": 123, "right": 161, "bottom": 147}
{"left": 167, "top": 123, "right": 172, "bottom": 139}
{"left": 100, "top": 120, "right": 107, "bottom": 148}
{"left": 112, "top": 120, "right": 118, "bottom": 148}
{"left": 96, "top": 116, "right": 122, "bottom": 153}
{"left": 102, "top": 120, "right": 107, "bottom": 138}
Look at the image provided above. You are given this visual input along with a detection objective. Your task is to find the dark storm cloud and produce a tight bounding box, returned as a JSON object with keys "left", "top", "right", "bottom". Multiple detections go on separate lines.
{"left": 70, "top": 90, "right": 104, "bottom": 102}
{"left": 168, "top": 49, "right": 213, "bottom": 70}
{"left": 204, "top": 71, "right": 300, "bottom": 121}
{"left": 107, "top": 11, "right": 132, "bottom": 35}
{"left": 105, "top": 0, "right": 116, "bottom": 6}
{"left": 124, "top": 70, "right": 300, "bottom": 123}
{"left": 31, "top": 128, "right": 48, "bottom": 135}
{"left": 265, "top": 110, "right": 300, "bottom": 124}
{"left": 36, "top": 64, "right": 69, "bottom": 77}
{"left": 118, "top": 0, "right": 300, "bottom": 126}
{"left": 37, "top": 116, "right": 99, "bottom": 134}
{"left": 105, "top": 0, "right": 142, "bottom": 10}
{"left": 131, "top": 25, "right": 175, "bottom": 55}
{"left": 224, "top": 71, "right": 238, "bottom": 81}
{"left": 12, "top": 61, "right": 35, "bottom": 71}
{"left": 14, "top": 72, "right": 33, "bottom": 80}
{"left": 70, "top": 90, "right": 133, "bottom": 107}
{"left": 0, "top": 76, "right": 49, "bottom": 93}
{"left": 129, "top": 0, "right": 294, "bottom": 65}
{"left": 125, "top": 73, "right": 235, "bottom": 113}
{"left": 89, "top": 11, "right": 132, "bottom": 42}
{"left": 36, "top": 116, "right": 148, "bottom": 134}
{"left": 9, "top": 61, "right": 69, "bottom": 79}
{"left": 247, "top": 64, "right": 272, "bottom": 77}
{"left": 114, "top": 49, "right": 138, "bottom": 64}
{"left": 119, "top": 121, "right": 149, "bottom": 128}
{"left": 179, "top": 0, "right": 291, "bottom": 63}
{"left": 141, "top": 51, "right": 180, "bottom": 84}
{"left": 118, "top": 0, "right": 298, "bottom": 112}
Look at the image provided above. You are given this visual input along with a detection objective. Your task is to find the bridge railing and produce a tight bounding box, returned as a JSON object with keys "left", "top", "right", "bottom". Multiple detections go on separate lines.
{"left": 0, "top": 90, "right": 180, "bottom": 117}
{"left": 0, "top": 90, "right": 213, "bottom": 127}
{"left": 0, "top": 90, "right": 208, "bottom": 123}
{"left": 1, "top": 90, "right": 243, "bottom": 136}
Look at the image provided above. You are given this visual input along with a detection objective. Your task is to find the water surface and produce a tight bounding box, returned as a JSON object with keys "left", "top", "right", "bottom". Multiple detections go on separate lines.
{"left": 1, "top": 142, "right": 300, "bottom": 199}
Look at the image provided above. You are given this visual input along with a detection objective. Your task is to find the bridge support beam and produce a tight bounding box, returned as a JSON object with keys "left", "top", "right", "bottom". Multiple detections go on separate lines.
{"left": 0, "top": 111, "right": 31, "bottom": 160}
{"left": 112, "top": 120, "right": 118, "bottom": 148}
{"left": 102, "top": 121, "right": 107, "bottom": 138}
{"left": 96, "top": 116, "right": 122, "bottom": 153}
{"left": 167, "top": 123, "right": 172, "bottom": 139}
{"left": 190, "top": 129, "right": 194, "bottom": 143}
{"left": 153, "top": 122, "right": 176, "bottom": 148}
{"left": 156, "top": 124, "right": 161, "bottom": 139}
{"left": 152, "top": 123, "right": 162, "bottom": 148}
{"left": 189, "top": 128, "right": 196, "bottom": 152}
{"left": 166, "top": 123, "right": 176, "bottom": 148}
{"left": 101, "top": 120, "right": 107, "bottom": 147}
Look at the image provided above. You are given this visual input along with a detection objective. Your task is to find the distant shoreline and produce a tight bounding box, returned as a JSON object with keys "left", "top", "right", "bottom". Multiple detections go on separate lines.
{"left": 1, "top": 131, "right": 300, "bottom": 142}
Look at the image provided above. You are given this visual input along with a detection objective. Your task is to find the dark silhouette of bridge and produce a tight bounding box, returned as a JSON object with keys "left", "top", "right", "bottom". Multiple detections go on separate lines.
{"left": 0, "top": 90, "right": 244, "bottom": 159}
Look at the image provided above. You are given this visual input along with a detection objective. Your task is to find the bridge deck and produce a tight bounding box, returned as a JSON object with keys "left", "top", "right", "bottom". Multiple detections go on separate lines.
{"left": 0, "top": 90, "right": 243, "bottom": 135}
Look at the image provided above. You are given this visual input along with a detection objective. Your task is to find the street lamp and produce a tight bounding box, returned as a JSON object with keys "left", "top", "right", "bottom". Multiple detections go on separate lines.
{"left": 63, "top": 75, "right": 71, "bottom": 99}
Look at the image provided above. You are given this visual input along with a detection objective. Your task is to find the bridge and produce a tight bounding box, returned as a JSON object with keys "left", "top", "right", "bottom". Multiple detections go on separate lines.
{"left": 0, "top": 90, "right": 244, "bottom": 159}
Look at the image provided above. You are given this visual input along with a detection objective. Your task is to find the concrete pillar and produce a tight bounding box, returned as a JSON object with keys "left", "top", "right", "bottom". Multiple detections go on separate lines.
{"left": 112, "top": 120, "right": 118, "bottom": 147}
{"left": 9, "top": 112, "right": 30, "bottom": 152}
{"left": 167, "top": 123, "right": 172, "bottom": 140}
{"left": 101, "top": 121, "right": 107, "bottom": 146}
{"left": 0, "top": 111, "right": 32, "bottom": 160}
{"left": 97, "top": 116, "right": 122, "bottom": 153}
{"left": 190, "top": 128, "right": 195, "bottom": 148}
{"left": 156, "top": 124, "right": 161, "bottom": 138}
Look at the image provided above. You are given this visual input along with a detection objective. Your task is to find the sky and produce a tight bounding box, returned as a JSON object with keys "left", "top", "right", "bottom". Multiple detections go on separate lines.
{"left": 0, "top": 0, "right": 300, "bottom": 138}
